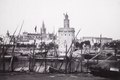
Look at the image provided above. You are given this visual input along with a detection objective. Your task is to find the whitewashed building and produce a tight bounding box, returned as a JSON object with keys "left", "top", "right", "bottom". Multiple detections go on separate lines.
{"left": 58, "top": 13, "right": 75, "bottom": 56}
{"left": 11, "top": 22, "right": 55, "bottom": 46}
{"left": 80, "top": 36, "right": 112, "bottom": 46}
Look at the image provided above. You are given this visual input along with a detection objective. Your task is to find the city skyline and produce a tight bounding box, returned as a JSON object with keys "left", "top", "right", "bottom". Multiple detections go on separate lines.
{"left": 0, "top": 0, "right": 120, "bottom": 39}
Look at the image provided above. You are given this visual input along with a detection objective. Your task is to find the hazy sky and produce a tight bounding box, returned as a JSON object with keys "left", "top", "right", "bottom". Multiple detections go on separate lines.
{"left": 0, "top": 0, "right": 120, "bottom": 39}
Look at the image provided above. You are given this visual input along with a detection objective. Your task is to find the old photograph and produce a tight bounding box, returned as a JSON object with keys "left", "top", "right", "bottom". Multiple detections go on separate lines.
{"left": 0, "top": 0, "right": 120, "bottom": 80}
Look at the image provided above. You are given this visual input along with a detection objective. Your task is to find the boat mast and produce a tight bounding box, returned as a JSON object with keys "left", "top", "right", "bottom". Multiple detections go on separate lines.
{"left": 31, "top": 26, "right": 37, "bottom": 71}
{"left": 9, "top": 20, "right": 24, "bottom": 71}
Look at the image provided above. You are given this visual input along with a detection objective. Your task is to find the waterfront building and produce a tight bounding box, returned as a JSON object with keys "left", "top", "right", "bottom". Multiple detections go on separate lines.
{"left": 58, "top": 13, "right": 75, "bottom": 56}
{"left": 80, "top": 36, "right": 112, "bottom": 46}
{"left": 9, "top": 22, "right": 55, "bottom": 45}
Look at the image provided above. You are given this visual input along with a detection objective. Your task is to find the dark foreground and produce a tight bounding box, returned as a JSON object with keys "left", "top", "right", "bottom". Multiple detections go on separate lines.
{"left": 0, "top": 72, "right": 119, "bottom": 80}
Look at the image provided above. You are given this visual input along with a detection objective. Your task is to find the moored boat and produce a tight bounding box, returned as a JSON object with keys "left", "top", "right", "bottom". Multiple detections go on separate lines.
{"left": 89, "top": 60, "right": 120, "bottom": 77}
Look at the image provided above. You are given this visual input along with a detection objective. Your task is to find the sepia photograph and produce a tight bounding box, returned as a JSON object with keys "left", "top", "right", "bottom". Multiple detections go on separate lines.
{"left": 0, "top": 0, "right": 120, "bottom": 80}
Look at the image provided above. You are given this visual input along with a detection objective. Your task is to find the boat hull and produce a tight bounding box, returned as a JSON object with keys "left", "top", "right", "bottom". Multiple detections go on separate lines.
{"left": 90, "top": 67, "right": 120, "bottom": 77}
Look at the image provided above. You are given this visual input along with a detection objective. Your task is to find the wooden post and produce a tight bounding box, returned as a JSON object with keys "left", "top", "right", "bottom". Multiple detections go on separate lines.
{"left": 32, "top": 39, "right": 36, "bottom": 71}
{"left": 29, "top": 54, "right": 32, "bottom": 71}
{"left": 2, "top": 46, "right": 5, "bottom": 72}
{"left": 65, "top": 44, "right": 68, "bottom": 73}
{"left": 80, "top": 49, "right": 83, "bottom": 72}
{"left": 115, "top": 48, "right": 117, "bottom": 61}
{"left": 44, "top": 45, "right": 47, "bottom": 73}
{"left": 9, "top": 37, "right": 16, "bottom": 72}
{"left": 11, "top": 44, "right": 15, "bottom": 72}
{"left": 29, "top": 40, "right": 36, "bottom": 72}
{"left": 86, "top": 59, "right": 89, "bottom": 73}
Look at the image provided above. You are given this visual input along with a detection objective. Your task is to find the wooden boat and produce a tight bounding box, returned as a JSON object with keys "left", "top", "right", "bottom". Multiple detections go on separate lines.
{"left": 49, "top": 66, "right": 64, "bottom": 73}
{"left": 89, "top": 60, "right": 120, "bottom": 77}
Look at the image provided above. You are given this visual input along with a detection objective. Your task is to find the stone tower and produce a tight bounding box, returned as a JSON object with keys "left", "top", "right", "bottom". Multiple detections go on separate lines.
{"left": 58, "top": 13, "right": 75, "bottom": 56}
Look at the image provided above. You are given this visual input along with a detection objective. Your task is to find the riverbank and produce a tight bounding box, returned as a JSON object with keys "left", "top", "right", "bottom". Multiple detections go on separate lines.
{"left": 0, "top": 72, "right": 115, "bottom": 80}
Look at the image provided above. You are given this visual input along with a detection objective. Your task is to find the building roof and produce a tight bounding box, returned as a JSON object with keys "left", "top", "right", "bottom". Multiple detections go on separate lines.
{"left": 82, "top": 37, "right": 112, "bottom": 40}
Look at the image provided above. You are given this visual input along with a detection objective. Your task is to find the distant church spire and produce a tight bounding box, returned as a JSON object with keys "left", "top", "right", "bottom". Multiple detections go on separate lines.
{"left": 64, "top": 13, "right": 69, "bottom": 28}
{"left": 41, "top": 21, "right": 46, "bottom": 34}
{"left": 7, "top": 30, "right": 10, "bottom": 37}
{"left": 42, "top": 21, "right": 45, "bottom": 28}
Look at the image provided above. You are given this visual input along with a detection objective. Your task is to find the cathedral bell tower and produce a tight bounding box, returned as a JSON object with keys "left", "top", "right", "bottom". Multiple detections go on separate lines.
{"left": 41, "top": 21, "right": 46, "bottom": 34}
